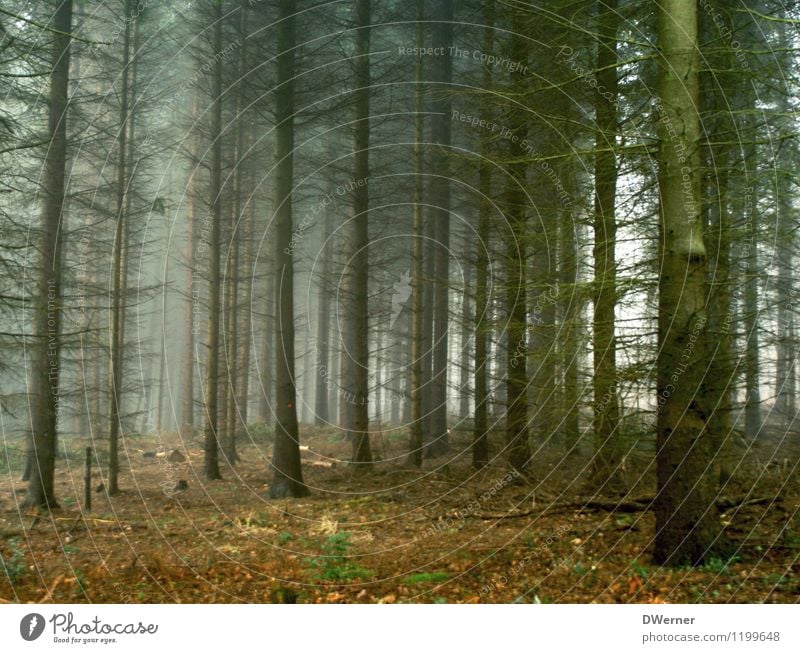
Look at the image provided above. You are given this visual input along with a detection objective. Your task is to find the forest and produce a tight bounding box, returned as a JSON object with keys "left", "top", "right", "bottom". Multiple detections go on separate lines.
{"left": 0, "top": 0, "right": 799, "bottom": 605}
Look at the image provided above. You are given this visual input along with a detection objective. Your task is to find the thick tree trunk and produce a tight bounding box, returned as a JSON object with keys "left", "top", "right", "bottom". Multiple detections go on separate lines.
{"left": 203, "top": 2, "right": 223, "bottom": 481}
{"left": 25, "top": 0, "right": 73, "bottom": 510}
{"left": 653, "top": 0, "right": 724, "bottom": 565}
{"left": 269, "top": 0, "right": 309, "bottom": 498}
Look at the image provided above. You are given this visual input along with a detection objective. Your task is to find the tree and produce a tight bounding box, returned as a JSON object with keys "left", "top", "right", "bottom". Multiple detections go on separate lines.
{"left": 407, "top": 0, "right": 426, "bottom": 468}
{"left": 107, "top": 0, "right": 136, "bottom": 495}
{"left": 471, "top": 1, "right": 494, "bottom": 470}
{"left": 269, "top": 0, "right": 309, "bottom": 498}
{"left": 591, "top": 0, "right": 622, "bottom": 488}
{"left": 344, "top": 0, "right": 373, "bottom": 468}
{"left": 202, "top": 0, "right": 223, "bottom": 481}
{"left": 653, "top": 0, "right": 725, "bottom": 565}
{"left": 426, "top": 0, "right": 454, "bottom": 457}
{"left": 503, "top": 7, "right": 530, "bottom": 475}
{"left": 24, "top": 0, "right": 73, "bottom": 510}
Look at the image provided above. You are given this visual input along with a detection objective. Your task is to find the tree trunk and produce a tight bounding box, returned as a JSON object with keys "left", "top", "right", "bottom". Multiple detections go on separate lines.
{"left": 504, "top": 16, "right": 530, "bottom": 475}
{"left": 269, "top": 0, "right": 309, "bottom": 498}
{"left": 236, "top": 129, "right": 255, "bottom": 440}
{"left": 345, "top": 0, "right": 373, "bottom": 467}
{"left": 700, "top": 0, "right": 735, "bottom": 486}
{"left": 653, "top": 0, "right": 724, "bottom": 565}
{"left": 203, "top": 2, "right": 223, "bottom": 481}
{"left": 591, "top": 0, "right": 622, "bottom": 488}
{"left": 773, "top": 20, "right": 795, "bottom": 423}
{"left": 472, "top": 2, "right": 494, "bottom": 470}
{"left": 459, "top": 262, "right": 471, "bottom": 420}
{"left": 407, "top": 0, "right": 425, "bottom": 467}
{"left": 107, "top": 0, "right": 133, "bottom": 496}
{"left": 314, "top": 209, "right": 333, "bottom": 425}
{"left": 559, "top": 175, "right": 579, "bottom": 452}
{"left": 182, "top": 92, "right": 201, "bottom": 437}
{"left": 258, "top": 272, "right": 274, "bottom": 426}
{"left": 426, "top": 0, "right": 454, "bottom": 458}
{"left": 24, "top": 0, "right": 73, "bottom": 510}
{"left": 223, "top": 7, "right": 248, "bottom": 466}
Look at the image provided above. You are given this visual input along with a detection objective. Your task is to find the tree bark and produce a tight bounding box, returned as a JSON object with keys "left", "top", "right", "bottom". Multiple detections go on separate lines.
{"left": 346, "top": 0, "right": 372, "bottom": 468}
{"left": 25, "top": 0, "right": 73, "bottom": 510}
{"left": 472, "top": 1, "right": 494, "bottom": 470}
{"left": 407, "top": 0, "right": 425, "bottom": 467}
{"left": 591, "top": 0, "right": 622, "bottom": 488}
{"left": 269, "top": 0, "right": 309, "bottom": 498}
{"left": 426, "top": 0, "right": 454, "bottom": 457}
{"left": 203, "top": 1, "right": 223, "bottom": 480}
{"left": 653, "top": 0, "right": 725, "bottom": 565}
{"left": 314, "top": 208, "right": 333, "bottom": 425}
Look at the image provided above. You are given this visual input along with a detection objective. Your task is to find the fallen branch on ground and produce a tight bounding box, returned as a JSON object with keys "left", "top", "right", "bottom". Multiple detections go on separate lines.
{"left": 462, "top": 495, "right": 776, "bottom": 520}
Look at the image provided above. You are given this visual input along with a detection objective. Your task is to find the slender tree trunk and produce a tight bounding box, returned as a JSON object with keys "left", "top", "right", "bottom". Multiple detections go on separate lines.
{"left": 269, "top": 0, "right": 308, "bottom": 498}
{"left": 426, "top": 0, "right": 454, "bottom": 458}
{"left": 459, "top": 262, "right": 471, "bottom": 420}
{"left": 653, "top": 0, "right": 724, "bottom": 565}
{"left": 504, "top": 16, "right": 529, "bottom": 475}
{"left": 203, "top": 2, "right": 223, "bottom": 480}
{"left": 107, "top": 0, "right": 133, "bottom": 496}
{"left": 773, "top": 21, "right": 795, "bottom": 422}
{"left": 591, "top": 0, "right": 622, "bottom": 487}
{"left": 24, "top": 0, "right": 72, "bottom": 510}
{"left": 559, "top": 178, "right": 579, "bottom": 452}
{"left": 743, "top": 202, "right": 761, "bottom": 439}
{"left": 701, "top": 0, "right": 735, "bottom": 486}
{"left": 236, "top": 157, "right": 255, "bottom": 437}
{"left": 407, "top": 0, "right": 425, "bottom": 467}
{"left": 314, "top": 209, "right": 333, "bottom": 425}
{"left": 472, "top": 2, "right": 493, "bottom": 470}
{"left": 258, "top": 272, "right": 274, "bottom": 426}
{"left": 223, "top": 7, "right": 249, "bottom": 465}
{"left": 349, "top": 0, "right": 373, "bottom": 466}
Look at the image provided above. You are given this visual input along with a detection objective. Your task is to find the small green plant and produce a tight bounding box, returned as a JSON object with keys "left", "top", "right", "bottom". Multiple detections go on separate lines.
{"left": 701, "top": 555, "right": 741, "bottom": 573}
{"left": 73, "top": 569, "right": 87, "bottom": 597}
{"left": 278, "top": 531, "right": 293, "bottom": 545}
{"left": 631, "top": 562, "right": 649, "bottom": 579}
{"left": 403, "top": 571, "right": 450, "bottom": 585}
{"left": 0, "top": 538, "right": 27, "bottom": 584}
{"left": 308, "top": 532, "right": 371, "bottom": 582}
{"left": 782, "top": 529, "right": 800, "bottom": 548}
{"left": 246, "top": 422, "right": 274, "bottom": 446}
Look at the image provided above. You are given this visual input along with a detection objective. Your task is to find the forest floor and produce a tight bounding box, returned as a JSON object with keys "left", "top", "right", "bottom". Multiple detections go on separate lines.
{"left": 1, "top": 425, "right": 799, "bottom": 604}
